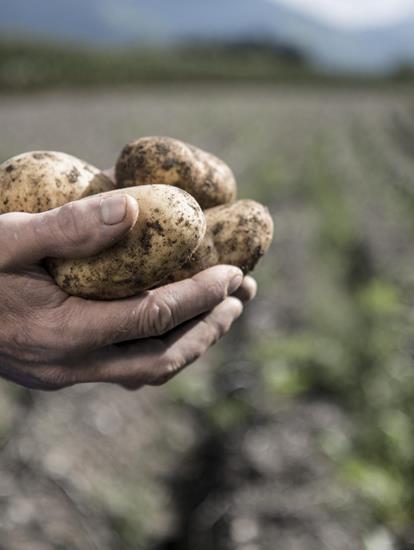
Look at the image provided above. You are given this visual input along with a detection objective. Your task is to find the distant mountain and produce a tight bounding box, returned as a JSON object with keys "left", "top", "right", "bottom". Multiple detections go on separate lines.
{"left": 1, "top": 0, "right": 414, "bottom": 72}
{"left": 0, "top": 0, "right": 309, "bottom": 44}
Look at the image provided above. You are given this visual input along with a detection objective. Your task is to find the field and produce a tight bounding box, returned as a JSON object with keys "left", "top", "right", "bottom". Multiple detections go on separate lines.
{"left": 0, "top": 85, "right": 414, "bottom": 550}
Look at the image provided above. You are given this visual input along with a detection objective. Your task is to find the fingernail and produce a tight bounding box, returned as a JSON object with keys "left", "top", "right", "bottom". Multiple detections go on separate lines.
{"left": 100, "top": 195, "right": 127, "bottom": 225}
{"left": 245, "top": 276, "right": 258, "bottom": 300}
{"left": 228, "top": 272, "right": 243, "bottom": 294}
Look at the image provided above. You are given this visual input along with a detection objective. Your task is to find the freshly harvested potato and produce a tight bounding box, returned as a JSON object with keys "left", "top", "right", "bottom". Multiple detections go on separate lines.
{"left": 115, "top": 136, "right": 237, "bottom": 209}
{"left": 206, "top": 200, "right": 274, "bottom": 273}
{"left": 167, "top": 199, "right": 273, "bottom": 283}
{"left": 47, "top": 185, "right": 206, "bottom": 300}
{"left": 0, "top": 151, "right": 114, "bottom": 214}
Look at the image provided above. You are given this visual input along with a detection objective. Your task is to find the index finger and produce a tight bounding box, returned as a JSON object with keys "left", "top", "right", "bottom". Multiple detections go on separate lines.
{"left": 57, "top": 265, "right": 244, "bottom": 353}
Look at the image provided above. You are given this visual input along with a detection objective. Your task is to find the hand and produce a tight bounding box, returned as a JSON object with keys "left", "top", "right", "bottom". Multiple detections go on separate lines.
{"left": 0, "top": 192, "right": 256, "bottom": 391}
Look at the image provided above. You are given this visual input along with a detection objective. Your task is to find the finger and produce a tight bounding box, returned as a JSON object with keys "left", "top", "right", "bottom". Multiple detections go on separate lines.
{"left": 159, "top": 295, "right": 244, "bottom": 376}
{"left": 57, "top": 297, "right": 243, "bottom": 388}
{"left": 233, "top": 276, "right": 257, "bottom": 303}
{"left": 120, "top": 296, "right": 243, "bottom": 388}
{"left": 58, "top": 265, "right": 243, "bottom": 352}
{"left": 0, "top": 193, "right": 139, "bottom": 269}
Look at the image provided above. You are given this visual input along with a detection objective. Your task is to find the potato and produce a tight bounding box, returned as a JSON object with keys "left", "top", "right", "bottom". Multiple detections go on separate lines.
{"left": 47, "top": 185, "right": 206, "bottom": 300}
{"left": 115, "top": 136, "right": 236, "bottom": 209}
{"left": 0, "top": 151, "right": 114, "bottom": 214}
{"left": 166, "top": 199, "right": 273, "bottom": 283}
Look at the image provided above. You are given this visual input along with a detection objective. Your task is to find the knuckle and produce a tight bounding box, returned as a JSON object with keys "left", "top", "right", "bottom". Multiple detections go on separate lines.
{"left": 148, "top": 353, "right": 176, "bottom": 386}
{"left": 32, "top": 367, "right": 67, "bottom": 391}
{"left": 207, "top": 279, "right": 228, "bottom": 304}
{"left": 48, "top": 369, "right": 71, "bottom": 390}
{"left": 216, "top": 317, "right": 231, "bottom": 339}
{"left": 110, "top": 307, "right": 145, "bottom": 344}
{"left": 205, "top": 322, "right": 220, "bottom": 345}
{"left": 30, "top": 366, "right": 52, "bottom": 385}
{"left": 54, "top": 203, "right": 89, "bottom": 248}
{"left": 149, "top": 346, "right": 203, "bottom": 386}
{"left": 205, "top": 317, "right": 228, "bottom": 345}
{"left": 194, "top": 273, "right": 227, "bottom": 302}
{"left": 180, "top": 347, "right": 202, "bottom": 368}
{"left": 15, "top": 366, "right": 65, "bottom": 391}
{"left": 150, "top": 369, "right": 174, "bottom": 387}
{"left": 140, "top": 292, "right": 175, "bottom": 336}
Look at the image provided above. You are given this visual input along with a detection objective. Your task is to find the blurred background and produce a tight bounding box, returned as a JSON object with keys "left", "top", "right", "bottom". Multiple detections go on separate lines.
{"left": 1, "top": 1, "right": 414, "bottom": 549}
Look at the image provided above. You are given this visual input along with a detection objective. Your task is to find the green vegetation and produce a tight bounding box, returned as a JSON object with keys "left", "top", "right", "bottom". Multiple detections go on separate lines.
{"left": 248, "top": 131, "right": 414, "bottom": 531}
{"left": 1, "top": 38, "right": 412, "bottom": 92}
{"left": 156, "top": 92, "right": 414, "bottom": 546}
{"left": 1, "top": 85, "right": 414, "bottom": 548}
{"left": 0, "top": 39, "right": 307, "bottom": 91}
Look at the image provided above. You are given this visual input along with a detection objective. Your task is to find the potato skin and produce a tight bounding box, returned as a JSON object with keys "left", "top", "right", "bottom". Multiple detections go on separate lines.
{"left": 207, "top": 200, "right": 274, "bottom": 273}
{"left": 47, "top": 185, "right": 206, "bottom": 300}
{"left": 0, "top": 151, "right": 114, "bottom": 214}
{"left": 115, "top": 136, "right": 236, "bottom": 209}
{"left": 166, "top": 199, "right": 273, "bottom": 283}
{"left": 165, "top": 231, "right": 219, "bottom": 283}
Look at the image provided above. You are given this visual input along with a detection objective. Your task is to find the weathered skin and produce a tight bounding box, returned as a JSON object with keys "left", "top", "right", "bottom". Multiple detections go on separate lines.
{"left": 47, "top": 185, "right": 206, "bottom": 300}
{"left": 115, "top": 136, "right": 237, "bottom": 209}
{"left": 167, "top": 200, "right": 274, "bottom": 283}
{"left": 0, "top": 151, "right": 114, "bottom": 214}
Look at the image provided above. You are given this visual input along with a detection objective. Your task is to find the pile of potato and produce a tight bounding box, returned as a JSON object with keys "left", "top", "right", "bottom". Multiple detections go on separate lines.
{"left": 0, "top": 137, "right": 273, "bottom": 300}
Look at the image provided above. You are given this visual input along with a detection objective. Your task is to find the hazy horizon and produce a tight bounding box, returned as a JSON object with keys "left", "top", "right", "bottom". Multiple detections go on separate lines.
{"left": 268, "top": 0, "right": 414, "bottom": 29}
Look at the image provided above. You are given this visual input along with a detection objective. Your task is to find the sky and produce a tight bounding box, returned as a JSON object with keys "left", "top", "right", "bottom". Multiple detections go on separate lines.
{"left": 271, "top": 0, "right": 414, "bottom": 28}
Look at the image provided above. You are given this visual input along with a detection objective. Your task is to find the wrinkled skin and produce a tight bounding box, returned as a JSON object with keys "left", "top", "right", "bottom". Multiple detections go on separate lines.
{"left": 0, "top": 189, "right": 256, "bottom": 391}
{"left": 48, "top": 185, "right": 206, "bottom": 299}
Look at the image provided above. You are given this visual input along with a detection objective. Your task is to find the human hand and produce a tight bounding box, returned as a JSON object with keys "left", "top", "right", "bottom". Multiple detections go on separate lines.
{"left": 0, "top": 192, "right": 256, "bottom": 390}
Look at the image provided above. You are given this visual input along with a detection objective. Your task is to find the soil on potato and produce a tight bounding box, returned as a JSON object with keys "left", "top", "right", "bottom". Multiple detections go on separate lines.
{"left": 0, "top": 85, "right": 412, "bottom": 550}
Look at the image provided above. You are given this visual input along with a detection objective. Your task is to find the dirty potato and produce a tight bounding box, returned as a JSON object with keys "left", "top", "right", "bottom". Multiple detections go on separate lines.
{"left": 167, "top": 199, "right": 273, "bottom": 283}
{"left": 115, "top": 136, "right": 236, "bottom": 209}
{"left": 0, "top": 151, "right": 114, "bottom": 214}
{"left": 206, "top": 200, "right": 274, "bottom": 273}
{"left": 47, "top": 185, "right": 206, "bottom": 300}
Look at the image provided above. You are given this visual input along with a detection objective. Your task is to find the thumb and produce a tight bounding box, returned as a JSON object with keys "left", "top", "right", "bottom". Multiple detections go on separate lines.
{"left": 0, "top": 193, "right": 139, "bottom": 270}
